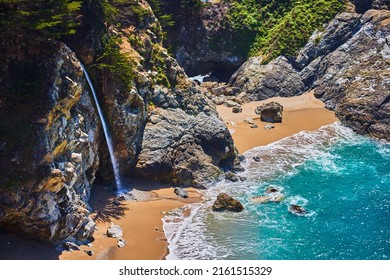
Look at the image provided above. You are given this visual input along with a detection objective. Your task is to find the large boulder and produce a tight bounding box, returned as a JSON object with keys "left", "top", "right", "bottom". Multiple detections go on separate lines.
{"left": 89, "top": 2, "right": 237, "bottom": 188}
{"left": 212, "top": 193, "right": 244, "bottom": 212}
{"left": 255, "top": 102, "right": 283, "bottom": 123}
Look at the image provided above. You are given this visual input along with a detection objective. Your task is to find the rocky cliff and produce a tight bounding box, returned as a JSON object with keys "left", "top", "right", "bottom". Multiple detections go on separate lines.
{"left": 170, "top": 1, "right": 244, "bottom": 81}
{"left": 0, "top": 0, "right": 236, "bottom": 243}
{"left": 229, "top": 8, "right": 390, "bottom": 141}
{"left": 0, "top": 35, "right": 99, "bottom": 243}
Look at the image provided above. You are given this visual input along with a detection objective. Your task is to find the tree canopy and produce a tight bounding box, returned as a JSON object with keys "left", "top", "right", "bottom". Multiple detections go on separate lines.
{"left": 0, "top": 0, "right": 82, "bottom": 38}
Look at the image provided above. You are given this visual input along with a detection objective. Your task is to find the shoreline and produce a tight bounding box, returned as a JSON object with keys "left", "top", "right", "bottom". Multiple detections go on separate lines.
{"left": 217, "top": 92, "right": 338, "bottom": 153}
{"left": 63, "top": 92, "right": 338, "bottom": 260}
{"left": 60, "top": 183, "right": 203, "bottom": 260}
{"left": 0, "top": 93, "right": 338, "bottom": 260}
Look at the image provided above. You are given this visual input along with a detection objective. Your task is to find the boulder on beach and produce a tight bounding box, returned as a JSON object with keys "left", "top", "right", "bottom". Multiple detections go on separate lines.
{"left": 244, "top": 118, "right": 254, "bottom": 125}
{"left": 174, "top": 187, "right": 189, "bottom": 198}
{"left": 107, "top": 223, "right": 123, "bottom": 238}
{"left": 212, "top": 193, "right": 244, "bottom": 212}
{"left": 64, "top": 242, "right": 80, "bottom": 252}
{"left": 232, "top": 106, "right": 242, "bottom": 113}
{"left": 255, "top": 102, "right": 283, "bottom": 123}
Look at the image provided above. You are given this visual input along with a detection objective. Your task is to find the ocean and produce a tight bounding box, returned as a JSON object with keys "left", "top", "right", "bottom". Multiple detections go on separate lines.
{"left": 163, "top": 122, "right": 390, "bottom": 260}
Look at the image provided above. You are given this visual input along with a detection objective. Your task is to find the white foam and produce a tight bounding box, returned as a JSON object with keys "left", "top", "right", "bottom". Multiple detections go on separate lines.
{"left": 162, "top": 123, "right": 373, "bottom": 259}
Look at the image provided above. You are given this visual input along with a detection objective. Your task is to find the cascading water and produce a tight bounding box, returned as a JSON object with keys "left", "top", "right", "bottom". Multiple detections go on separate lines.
{"left": 80, "top": 63, "right": 123, "bottom": 194}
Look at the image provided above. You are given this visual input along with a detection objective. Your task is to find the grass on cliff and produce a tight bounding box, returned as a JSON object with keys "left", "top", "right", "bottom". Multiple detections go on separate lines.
{"left": 228, "top": 0, "right": 346, "bottom": 62}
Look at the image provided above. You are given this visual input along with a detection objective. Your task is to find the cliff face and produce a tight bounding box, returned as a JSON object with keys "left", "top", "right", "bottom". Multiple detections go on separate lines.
{"left": 171, "top": 2, "right": 244, "bottom": 80}
{"left": 83, "top": 1, "right": 237, "bottom": 187}
{"left": 229, "top": 8, "right": 390, "bottom": 141}
{"left": 0, "top": 35, "right": 99, "bottom": 243}
{"left": 0, "top": 0, "right": 236, "bottom": 242}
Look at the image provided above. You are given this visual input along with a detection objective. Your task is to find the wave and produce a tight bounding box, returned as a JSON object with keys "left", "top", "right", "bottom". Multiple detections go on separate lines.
{"left": 163, "top": 122, "right": 390, "bottom": 260}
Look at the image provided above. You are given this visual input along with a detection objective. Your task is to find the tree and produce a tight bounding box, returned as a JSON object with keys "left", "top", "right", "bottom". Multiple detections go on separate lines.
{"left": 0, "top": 0, "right": 82, "bottom": 38}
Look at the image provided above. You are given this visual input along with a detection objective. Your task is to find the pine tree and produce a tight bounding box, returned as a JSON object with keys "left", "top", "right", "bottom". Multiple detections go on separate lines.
{"left": 0, "top": 0, "right": 82, "bottom": 38}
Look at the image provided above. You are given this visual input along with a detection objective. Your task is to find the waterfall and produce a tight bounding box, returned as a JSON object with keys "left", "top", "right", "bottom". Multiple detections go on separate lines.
{"left": 80, "top": 63, "right": 123, "bottom": 193}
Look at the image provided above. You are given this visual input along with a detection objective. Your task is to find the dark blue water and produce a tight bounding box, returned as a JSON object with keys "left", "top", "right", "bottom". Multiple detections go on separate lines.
{"left": 164, "top": 123, "right": 390, "bottom": 260}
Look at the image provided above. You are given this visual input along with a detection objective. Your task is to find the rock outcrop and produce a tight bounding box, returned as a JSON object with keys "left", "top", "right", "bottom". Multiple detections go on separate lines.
{"left": 0, "top": 35, "right": 100, "bottom": 243}
{"left": 229, "top": 9, "right": 390, "bottom": 141}
{"left": 165, "top": 1, "right": 244, "bottom": 81}
{"left": 229, "top": 56, "right": 305, "bottom": 101}
{"left": 212, "top": 193, "right": 244, "bottom": 212}
{"left": 0, "top": 0, "right": 237, "bottom": 243}
{"left": 87, "top": 2, "right": 237, "bottom": 188}
{"left": 255, "top": 102, "right": 283, "bottom": 123}
{"left": 307, "top": 10, "right": 390, "bottom": 140}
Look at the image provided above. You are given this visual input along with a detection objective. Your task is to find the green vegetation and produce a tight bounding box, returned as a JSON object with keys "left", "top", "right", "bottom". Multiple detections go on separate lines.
{"left": 150, "top": 44, "right": 171, "bottom": 87}
{"left": 94, "top": 36, "right": 135, "bottom": 91}
{"left": 0, "top": 0, "right": 82, "bottom": 38}
{"left": 227, "top": 0, "right": 346, "bottom": 62}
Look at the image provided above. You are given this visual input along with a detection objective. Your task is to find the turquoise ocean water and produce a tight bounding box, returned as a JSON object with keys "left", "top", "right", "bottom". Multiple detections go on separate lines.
{"left": 163, "top": 122, "right": 390, "bottom": 260}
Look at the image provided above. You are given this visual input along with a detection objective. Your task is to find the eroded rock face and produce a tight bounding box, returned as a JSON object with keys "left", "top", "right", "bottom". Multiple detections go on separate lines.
{"left": 0, "top": 35, "right": 100, "bottom": 243}
{"left": 229, "top": 9, "right": 390, "bottom": 141}
{"left": 229, "top": 56, "right": 305, "bottom": 101}
{"left": 372, "top": 0, "right": 390, "bottom": 10}
{"left": 313, "top": 10, "right": 390, "bottom": 140}
{"left": 92, "top": 2, "right": 237, "bottom": 188}
{"left": 169, "top": 2, "right": 244, "bottom": 80}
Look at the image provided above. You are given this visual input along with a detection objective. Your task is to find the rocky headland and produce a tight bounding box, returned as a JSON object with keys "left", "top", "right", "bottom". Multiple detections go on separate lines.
{"left": 0, "top": 0, "right": 389, "bottom": 257}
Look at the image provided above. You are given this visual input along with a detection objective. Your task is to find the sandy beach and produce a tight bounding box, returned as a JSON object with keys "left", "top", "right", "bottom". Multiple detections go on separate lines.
{"left": 59, "top": 183, "right": 203, "bottom": 260}
{"left": 217, "top": 92, "right": 338, "bottom": 153}
{"left": 0, "top": 92, "right": 337, "bottom": 260}
{"left": 57, "top": 92, "right": 338, "bottom": 260}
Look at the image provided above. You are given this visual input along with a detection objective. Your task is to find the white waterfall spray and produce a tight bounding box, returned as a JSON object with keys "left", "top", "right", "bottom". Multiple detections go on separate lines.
{"left": 80, "top": 63, "right": 123, "bottom": 193}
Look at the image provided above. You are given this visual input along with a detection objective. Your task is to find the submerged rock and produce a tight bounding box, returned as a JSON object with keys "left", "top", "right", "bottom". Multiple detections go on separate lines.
{"left": 212, "top": 193, "right": 244, "bottom": 212}
{"left": 251, "top": 186, "right": 285, "bottom": 204}
{"left": 250, "top": 196, "right": 270, "bottom": 204}
{"left": 288, "top": 205, "right": 307, "bottom": 216}
{"left": 265, "top": 187, "right": 280, "bottom": 193}
{"left": 225, "top": 171, "right": 239, "bottom": 182}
